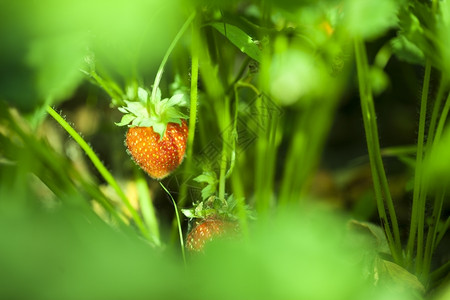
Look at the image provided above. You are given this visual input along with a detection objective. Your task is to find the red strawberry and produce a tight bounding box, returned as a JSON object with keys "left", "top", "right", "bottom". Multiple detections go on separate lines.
{"left": 126, "top": 120, "right": 188, "bottom": 179}
{"left": 186, "top": 217, "right": 238, "bottom": 252}
{"left": 116, "top": 87, "right": 189, "bottom": 179}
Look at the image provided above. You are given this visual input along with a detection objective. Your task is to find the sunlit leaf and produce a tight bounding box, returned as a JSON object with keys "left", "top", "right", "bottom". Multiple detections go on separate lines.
{"left": 343, "top": 0, "right": 401, "bottom": 40}
{"left": 211, "top": 22, "right": 262, "bottom": 62}
{"left": 375, "top": 258, "right": 425, "bottom": 294}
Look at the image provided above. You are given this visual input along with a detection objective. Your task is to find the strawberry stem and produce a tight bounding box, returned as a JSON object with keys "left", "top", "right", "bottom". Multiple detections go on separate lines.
{"left": 150, "top": 11, "right": 196, "bottom": 112}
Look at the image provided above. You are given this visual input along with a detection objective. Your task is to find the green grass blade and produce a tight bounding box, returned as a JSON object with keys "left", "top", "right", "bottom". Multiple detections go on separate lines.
{"left": 46, "top": 106, "right": 150, "bottom": 239}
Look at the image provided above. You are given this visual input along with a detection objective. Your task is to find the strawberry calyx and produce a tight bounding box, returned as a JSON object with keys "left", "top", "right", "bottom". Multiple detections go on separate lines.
{"left": 116, "top": 86, "right": 188, "bottom": 138}
{"left": 182, "top": 194, "right": 239, "bottom": 222}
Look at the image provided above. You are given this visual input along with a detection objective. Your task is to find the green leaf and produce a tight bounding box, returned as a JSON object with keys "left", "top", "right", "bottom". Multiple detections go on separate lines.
{"left": 424, "top": 126, "right": 450, "bottom": 190}
{"left": 181, "top": 208, "right": 195, "bottom": 218}
{"left": 391, "top": 35, "right": 425, "bottom": 65}
{"left": 211, "top": 22, "right": 262, "bottom": 62}
{"left": 375, "top": 258, "right": 425, "bottom": 294}
{"left": 194, "top": 172, "right": 217, "bottom": 185}
{"left": 194, "top": 172, "right": 218, "bottom": 200}
{"left": 369, "top": 66, "right": 389, "bottom": 96}
{"left": 167, "top": 93, "right": 188, "bottom": 107}
{"left": 151, "top": 123, "right": 166, "bottom": 138}
{"left": 348, "top": 220, "right": 391, "bottom": 255}
{"left": 394, "top": 1, "right": 439, "bottom": 68}
{"left": 122, "top": 101, "right": 148, "bottom": 118}
{"left": 137, "top": 87, "right": 149, "bottom": 103}
{"left": 201, "top": 185, "right": 217, "bottom": 201}
{"left": 115, "top": 114, "right": 135, "bottom": 127}
{"left": 343, "top": 0, "right": 401, "bottom": 40}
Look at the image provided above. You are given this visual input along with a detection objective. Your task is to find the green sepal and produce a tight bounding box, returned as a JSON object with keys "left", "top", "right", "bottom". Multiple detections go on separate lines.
{"left": 115, "top": 114, "right": 135, "bottom": 126}
{"left": 115, "top": 85, "right": 188, "bottom": 139}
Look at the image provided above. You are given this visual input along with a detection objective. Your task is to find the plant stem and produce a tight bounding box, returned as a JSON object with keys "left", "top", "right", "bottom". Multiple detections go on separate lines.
{"left": 218, "top": 95, "right": 231, "bottom": 201}
{"left": 136, "top": 173, "right": 161, "bottom": 246}
{"left": 160, "top": 182, "right": 186, "bottom": 265}
{"left": 425, "top": 76, "right": 447, "bottom": 147}
{"left": 434, "top": 92, "right": 450, "bottom": 144}
{"left": 422, "top": 189, "right": 445, "bottom": 279}
{"left": 409, "top": 61, "right": 432, "bottom": 273}
{"left": 46, "top": 106, "right": 150, "bottom": 239}
{"left": 187, "top": 30, "right": 199, "bottom": 161}
{"left": 82, "top": 70, "right": 125, "bottom": 106}
{"left": 151, "top": 11, "right": 196, "bottom": 105}
{"left": 354, "top": 38, "right": 402, "bottom": 263}
{"left": 435, "top": 216, "right": 449, "bottom": 247}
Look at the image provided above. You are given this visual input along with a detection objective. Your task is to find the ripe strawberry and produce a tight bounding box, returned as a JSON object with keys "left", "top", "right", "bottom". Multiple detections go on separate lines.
{"left": 186, "top": 217, "right": 238, "bottom": 252}
{"left": 125, "top": 120, "right": 188, "bottom": 179}
{"left": 116, "top": 87, "right": 189, "bottom": 179}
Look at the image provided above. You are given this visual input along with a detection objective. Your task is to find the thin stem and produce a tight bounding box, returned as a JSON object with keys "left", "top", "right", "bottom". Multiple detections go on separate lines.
{"left": 174, "top": 21, "right": 200, "bottom": 211}
{"left": 46, "top": 106, "right": 150, "bottom": 239}
{"left": 218, "top": 96, "right": 231, "bottom": 201}
{"left": 422, "top": 189, "right": 445, "bottom": 279}
{"left": 426, "top": 75, "right": 447, "bottom": 147}
{"left": 430, "top": 260, "right": 450, "bottom": 288}
{"left": 136, "top": 174, "right": 161, "bottom": 247}
{"left": 160, "top": 182, "right": 186, "bottom": 265}
{"left": 434, "top": 93, "right": 450, "bottom": 144}
{"left": 410, "top": 61, "right": 432, "bottom": 273}
{"left": 187, "top": 29, "right": 199, "bottom": 161}
{"left": 435, "top": 216, "right": 449, "bottom": 248}
{"left": 354, "top": 38, "right": 402, "bottom": 263}
{"left": 151, "top": 11, "right": 196, "bottom": 105}
{"left": 226, "top": 56, "right": 251, "bottom": 95}
{"left": 81, "top": 69, "right": 125, "bottom": 106}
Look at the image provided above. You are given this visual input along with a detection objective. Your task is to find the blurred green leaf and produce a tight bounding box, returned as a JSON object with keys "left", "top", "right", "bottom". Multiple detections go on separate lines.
{"left": 0, "top": 0, "right": 182, "bottom": 111}
{"left": 269, "top": 46, "right": 323, "bottom": 106}
{"left": 391, "top": 35, "right": 425, "bottom": 65}
{"left": 439, "top": 0, "right": 450, "bottom": 74}
{"left": 375, "top": 258, "right": 425, "bottom": 294}
{"left": 348, "top": 220, "right": 391, "bottom": 255}
{"left": 194, "top": 171, "right": 218, "bottom": 200}
{"left": 369, "top": 66, "right": 389, "bottom": 96}
{"left": 393, "top": 1, "right": 438, "bottom": 67}
{"left": 211, "top": 22, "right": 262, "bottom": 62}
{"left": 424, "top": 126, "right": 450, "bottom": 190}
{"left": 343, "top": 0, "right": 400, "bottom": 40}
{"left": 27, "top": 33, "right": 87, "bottom": 102}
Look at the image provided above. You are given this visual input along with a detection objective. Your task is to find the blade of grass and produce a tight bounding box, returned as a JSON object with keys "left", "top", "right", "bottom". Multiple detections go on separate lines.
{"left": 218, "top": 95, "right": 231, "bottom": 201}
{"left": 150, "top": 11, "right": 196, "bottom": 106}
{"left": 46, "top": 106, "right": 150, "bottom": 240}
{"left": 160, "top": 182, "right": 186, "bottom": 266}
{"left": 435, "top": 216, "right": 449, "bottom": 248}
{"left": 422, "top": 189, "right": 445, "bottom": 279}
{"left": 354, "top": 38, "right": 402, "bottom": 264}
{"left": 409, "top": 61, "right": 431, "bottom": 273}
{"left": 136, "top": 173, "right": 161, "bottom": 247}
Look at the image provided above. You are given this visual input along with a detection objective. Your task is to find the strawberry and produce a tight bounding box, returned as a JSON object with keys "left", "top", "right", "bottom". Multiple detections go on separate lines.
{"left": 183, "top": 194, "right": 243, "bottom": 252}
{"left": 116, "top": 87, "right": 189, "bottom": 179}
{"left": 186, "top": 217, "right": 238, "bottom": 252}
{"left": 125, "top": 120, "right": 188, "bottom": 179}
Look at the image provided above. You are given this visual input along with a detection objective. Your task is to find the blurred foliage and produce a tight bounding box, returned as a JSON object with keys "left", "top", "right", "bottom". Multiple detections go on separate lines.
{"left": 0, "top": 0, "right": 449, "bottom": 299}
{"left": 0, "top": 0, "right": 181, "bottom": 111}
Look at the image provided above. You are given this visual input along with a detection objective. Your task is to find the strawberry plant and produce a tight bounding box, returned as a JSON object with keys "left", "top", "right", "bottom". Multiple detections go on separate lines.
{"left": 1, "top": 0, "right": 449, "bottom": 299}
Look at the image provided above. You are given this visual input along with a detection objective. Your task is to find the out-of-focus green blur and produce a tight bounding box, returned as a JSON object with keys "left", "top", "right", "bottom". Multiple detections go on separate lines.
{"left": 0, "top": 0, "right": 448, "bottom": 299}
{"left": 0, "top": 0, "right": 182, "bottom": 110}
{"left": 0, "top": 185, "right": 415, "bottom": 299}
